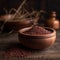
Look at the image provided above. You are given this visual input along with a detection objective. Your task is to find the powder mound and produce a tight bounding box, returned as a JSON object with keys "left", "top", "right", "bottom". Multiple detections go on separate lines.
{"left": 24, "top": 26, "right": 51, "bottom": 35}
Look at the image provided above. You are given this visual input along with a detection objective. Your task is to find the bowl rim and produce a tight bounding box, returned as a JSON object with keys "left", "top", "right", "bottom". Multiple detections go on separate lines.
{"left": 0, "top": 14, "right": 33, "bottom": 22}
{"left": 18, "top": 26, "right": 56, "bottom": 37}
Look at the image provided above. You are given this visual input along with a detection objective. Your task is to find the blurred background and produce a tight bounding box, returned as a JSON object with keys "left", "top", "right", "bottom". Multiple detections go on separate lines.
{"left": 0, "top": 0, "right": 60, "bottom": 19}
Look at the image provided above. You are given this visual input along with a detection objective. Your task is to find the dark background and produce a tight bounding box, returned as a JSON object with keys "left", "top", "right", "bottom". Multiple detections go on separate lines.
{"left": 0, "top": 0, "right": 60, "bottom": 19}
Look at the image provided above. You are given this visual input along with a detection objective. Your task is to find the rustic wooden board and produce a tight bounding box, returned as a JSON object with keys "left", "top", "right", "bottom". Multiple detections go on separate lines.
{"left": 0, "top": 30, "right": 60, "bottom": 60}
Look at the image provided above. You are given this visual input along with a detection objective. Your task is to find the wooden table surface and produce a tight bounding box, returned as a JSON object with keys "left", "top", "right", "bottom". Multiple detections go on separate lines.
{"left": 0, "top": 30, "right": 60, "bottom": 60}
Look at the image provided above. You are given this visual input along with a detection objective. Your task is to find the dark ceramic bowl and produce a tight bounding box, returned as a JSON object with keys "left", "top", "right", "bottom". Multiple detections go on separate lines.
{"left": 18, "top": 27, "right": 56, "bottom": 49}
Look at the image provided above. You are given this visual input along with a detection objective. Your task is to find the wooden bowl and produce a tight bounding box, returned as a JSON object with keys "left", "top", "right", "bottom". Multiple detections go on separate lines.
{"left": 18, "top": 27, "right": 56, "bottom": 49}
{"left": 0, "top": 14, "right": 13, "bottom": 32}
{"left": 1, "top": 19, "right": 33, "bottom": 33}
{"left": 0, "top": 14, "right": 33, "bottom": 32}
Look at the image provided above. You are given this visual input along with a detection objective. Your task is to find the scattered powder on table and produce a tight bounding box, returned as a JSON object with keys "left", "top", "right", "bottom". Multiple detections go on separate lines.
{"left": 3, "top": 47, "right": 32, "bottom": 59}
{"left": 24, "top": 26, "right": 51, "bottom": 35}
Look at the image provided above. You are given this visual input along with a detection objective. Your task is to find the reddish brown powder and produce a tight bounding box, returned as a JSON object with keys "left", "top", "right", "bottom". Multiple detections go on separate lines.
{"left": 24, "top": 26, "right": 51, "bottom": 35}
{"left": 3, "top": 47, "right": 32, "bottom": 58}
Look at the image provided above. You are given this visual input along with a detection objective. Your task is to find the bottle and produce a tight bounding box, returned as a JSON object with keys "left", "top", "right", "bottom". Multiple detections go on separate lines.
{"left": 38, "top": 10, "right": 46, "bottom": 27}
{"left": 46, "top": 11, "right": 59, "bottom": 29}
